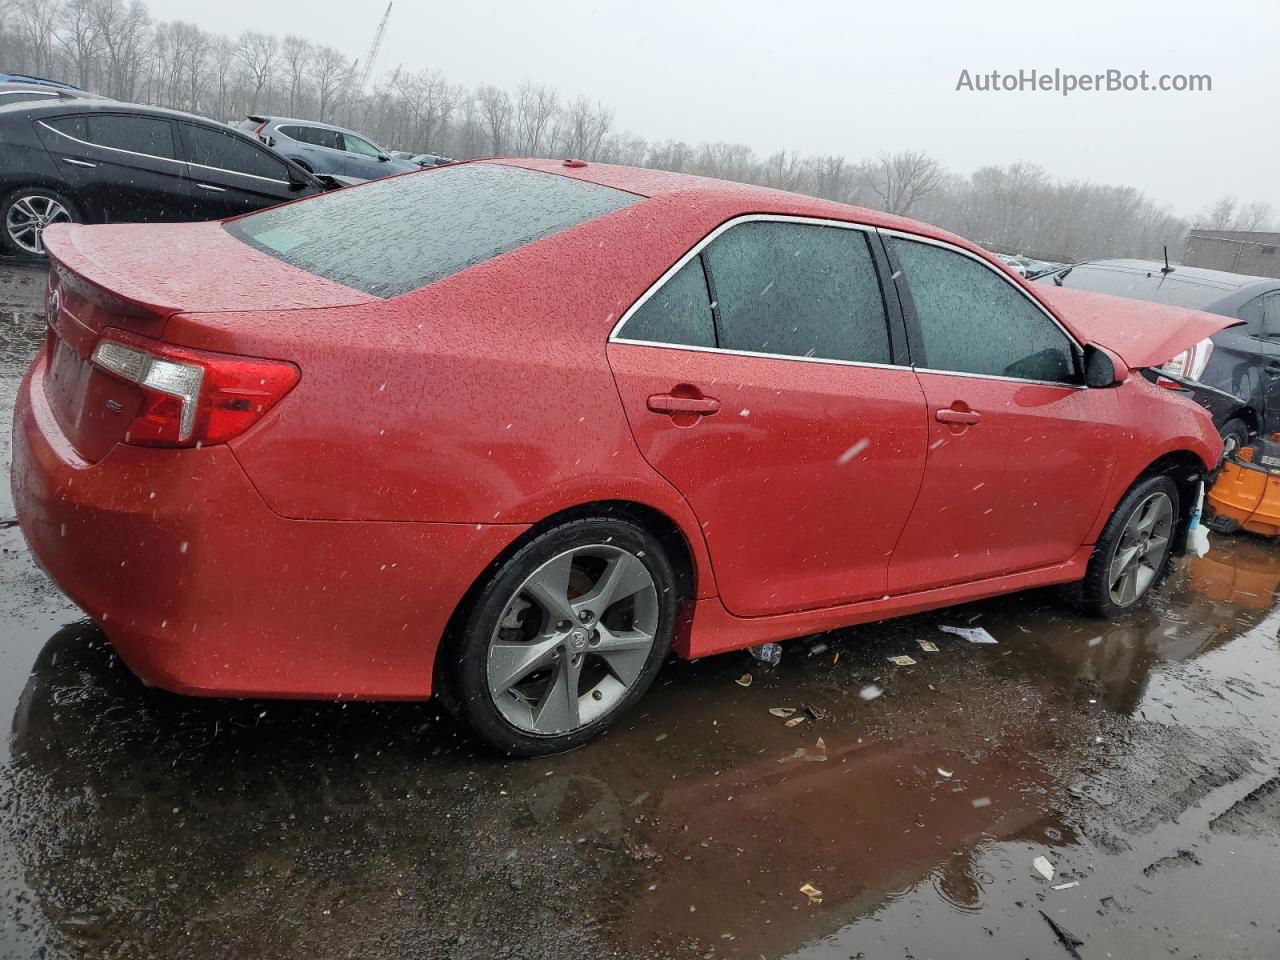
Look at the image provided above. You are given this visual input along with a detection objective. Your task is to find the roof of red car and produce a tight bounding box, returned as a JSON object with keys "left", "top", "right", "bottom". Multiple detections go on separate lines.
{"left": 488, "top": 157, "right": 966, "bottom": 246}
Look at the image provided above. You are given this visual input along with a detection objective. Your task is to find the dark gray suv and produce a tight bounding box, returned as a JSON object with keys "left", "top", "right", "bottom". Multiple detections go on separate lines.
{"left": 238, "top": 115, "right": 419, "bottom": 180}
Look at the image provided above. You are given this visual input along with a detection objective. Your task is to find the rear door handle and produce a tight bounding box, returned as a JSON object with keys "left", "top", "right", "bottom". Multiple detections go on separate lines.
{"left": 648, "top": 394, "right": 721, "bottom": 415}
{"left": 62, "top": 157, "right": 96, "bottom": 168}
{"left": 936, "top": 408, "right": 980, "bottom": 425}
{"left": 195, "top": 183, "right": 227, "bottom": 192}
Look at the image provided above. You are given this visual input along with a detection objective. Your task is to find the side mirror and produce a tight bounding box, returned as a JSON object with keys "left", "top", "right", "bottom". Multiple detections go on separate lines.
{"left": 377, "top": 153, "right": 390, "bottom": 162}
{"left": 1084, "top": 343, "right": 1128, "bottom": 388}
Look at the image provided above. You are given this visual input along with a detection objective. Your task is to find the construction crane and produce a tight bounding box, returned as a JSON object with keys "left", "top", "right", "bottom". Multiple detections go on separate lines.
{"left": 355, "top": 2, "right": 393, "bottom": 95}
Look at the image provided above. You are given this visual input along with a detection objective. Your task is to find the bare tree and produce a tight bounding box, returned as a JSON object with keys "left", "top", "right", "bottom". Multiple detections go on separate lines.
{"left": 235, "top": 30, "right": 276, "bottom": 112}
{"left": 55, "top": 0, "right": 103, "bottom": 90}
{"left": 474, "top": 84, "right": 512, "bottom": 155}
{"left": 859, "top": 150, "right": 943, "bottom": 216}
{"left": 92, "top": 0, "right": 151, "bottom": 100}
{"left": 14, "top": 0, "right": 59, "bottom": 76}
{"left": 514, "top": 82, "right": 558, "bottom": 156}
{"left": 309, "top": 43, "right": 349, "bottom": 122}
{"left": 280, "top": 34, "right": 312, "bottom": 116}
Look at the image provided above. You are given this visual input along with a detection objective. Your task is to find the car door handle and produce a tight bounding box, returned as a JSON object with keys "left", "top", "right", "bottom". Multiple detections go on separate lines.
{"left": 647, "top": 394, "right": 721, "bottom": 415}
{"left": 62, "top": 157, "right": 96, "bottom": 168}
{"left": 936, "top": 408, "right": 981, "bottom": 425}
{"left": 195, "top": 183, "right": 227, "bottom": 192}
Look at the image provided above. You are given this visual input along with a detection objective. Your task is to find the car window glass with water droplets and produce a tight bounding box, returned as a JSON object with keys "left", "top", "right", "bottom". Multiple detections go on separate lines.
{"left": 893, "top": 238, "right": 1077, "bottom": 383}
{"left": 703, "top": 221, "right": 890, "bottom": 363}
{"left": 225, "top": 164, "right": 638, "bottom": 298}
{"left": 618, "top": 257, "right": 716, "bottom": 348}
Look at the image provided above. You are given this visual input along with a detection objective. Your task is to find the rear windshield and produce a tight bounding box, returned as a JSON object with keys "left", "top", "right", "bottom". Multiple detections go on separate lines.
{"left": 225, "top": 163, "right": 639, "bottom": 298}
{"left": 1052, "top": 264, "right": 1233, "bottom": 311}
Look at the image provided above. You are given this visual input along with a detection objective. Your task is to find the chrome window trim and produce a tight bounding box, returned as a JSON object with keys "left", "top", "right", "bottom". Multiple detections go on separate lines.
{"left": 609, "top": 336, "right": 913, "bottom": 374}
{"left": 38, "top": 117, "right": 183, "bottom": 166}
{"left": 38, "top": 119, "right": 290, "bottom": 186}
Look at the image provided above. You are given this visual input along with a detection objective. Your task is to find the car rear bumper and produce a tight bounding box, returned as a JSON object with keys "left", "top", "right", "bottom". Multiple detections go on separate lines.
{"left": 11, "top": 349, "right": 527, "bottom": 700}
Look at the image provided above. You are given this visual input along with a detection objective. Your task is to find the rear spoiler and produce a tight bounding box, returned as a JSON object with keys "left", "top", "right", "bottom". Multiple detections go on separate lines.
{"left": 245, "top": 114, "right": 268, "bottom": 123}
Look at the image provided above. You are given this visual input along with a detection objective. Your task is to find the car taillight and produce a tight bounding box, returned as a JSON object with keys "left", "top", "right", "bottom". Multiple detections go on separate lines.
{"left": 1160, "top": 337, "right": 1215, "bottom": 382}
{"left": 90, "top": 331, "right": 299, "bottom": 447}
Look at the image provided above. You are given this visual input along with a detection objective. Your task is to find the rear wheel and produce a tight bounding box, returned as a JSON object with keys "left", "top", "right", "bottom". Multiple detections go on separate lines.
{"left": 1071, "top": 475, "right": 1180, "bottom": 618}
{"left": 445, "top": 518, "right": 676, "bottom": 756}
{"left": 1, "top": 186, "right": 78, "bottom": 257}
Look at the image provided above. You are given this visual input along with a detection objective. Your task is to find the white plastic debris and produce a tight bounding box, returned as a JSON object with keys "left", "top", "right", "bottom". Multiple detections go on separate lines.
{"left": 971, "top": 796, "right": 992, "bottom": 808}
{"left": 859, "top": 684, "right": 884, "bottom": 701}
{"left": 937, "top": 768, "right": 953, "bottom": 778}
{"left": 1187, "top": 480, "right": 1211, "bottom": 557}
{"left": 1033, "top": 856, "right": 1055, "bottom": 882}
{"left": 938, "top": 625, "right": 998, "bottom": 644}
{"left": 1052, "top": 881, "right": 1079, "bottom": 891}
{"left": 750, "top": 642, "right": 782, "bottom": 665}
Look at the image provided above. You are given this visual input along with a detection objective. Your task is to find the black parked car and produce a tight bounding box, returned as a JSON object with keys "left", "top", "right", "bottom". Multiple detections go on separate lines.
{"left": 1, "top": 98, "right": 327, "bottom": 257}
{"left": 1036, "top": 258, "right": 1280, "bottom": 455}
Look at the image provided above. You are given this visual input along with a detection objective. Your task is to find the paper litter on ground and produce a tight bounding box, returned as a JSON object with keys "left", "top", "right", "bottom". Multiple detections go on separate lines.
{"left": 938, "top": 625, "right": 998, "bottom": 644}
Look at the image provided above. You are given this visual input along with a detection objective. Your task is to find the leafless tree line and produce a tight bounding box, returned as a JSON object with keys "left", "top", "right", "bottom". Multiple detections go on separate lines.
{"left": 2, "top": 0, "right": 1272, "bottom": 262}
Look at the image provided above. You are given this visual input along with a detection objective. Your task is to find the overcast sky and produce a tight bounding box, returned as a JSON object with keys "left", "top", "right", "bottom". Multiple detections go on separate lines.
{"left": 146, "top": 0, "right": 1273, "bottom": 216}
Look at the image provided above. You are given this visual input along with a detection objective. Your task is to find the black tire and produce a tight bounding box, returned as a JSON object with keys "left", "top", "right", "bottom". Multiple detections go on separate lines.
{"left": 1219, "top": 418, "right": 1249, "bottom": 461}
{"left": 1, "top": 186, "right": 80, "bottom": 258}
{"left": 443, "top": 517, "right": 676, "bottom": 756}
{"left": 1070, "top": 474, "right": 1181, "bottom": 618}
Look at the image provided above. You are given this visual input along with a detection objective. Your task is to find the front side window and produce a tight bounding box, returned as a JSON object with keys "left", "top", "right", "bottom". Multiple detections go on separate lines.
{"left": 226, "top": 163, "right": 638, "bottom": 298}
{"left": 702, "top": 221, "right": 891, "bottom": 363}
{"left": 892, "top": 237, "right": 1077, "bottom": 383}
{"left": 343, "top": 133, "right": 382, "bottom": 157}
{"left": 618, "top": 257, "right": 716, "bottom": 348}
{"left": 183, "top": 123, "right": 289, "bottom": 180}
{"left": 85, "top": 114, "right": 175, "bottom": 159}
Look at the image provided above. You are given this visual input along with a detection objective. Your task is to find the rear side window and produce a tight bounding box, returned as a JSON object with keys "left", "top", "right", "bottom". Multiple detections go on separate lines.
{"left": 85, "top": 114, "right": 175, "bottom": 159}
{"left": 703, "top": 221, "right": 891, "bottom": 363}
{"left": 38, "top": 114, "right": 87, "bottom": 139}
{"left": 892, "top": 237, "right": 1077, "bottom": 383}
{"left": 284, "top": 124, "right": 342, "bottom": 149}
{"left": 226, "top": 164, "right": 639, "bottom": 298}
{"left": 1242, "top": 292, "right": 1280, "bottom": 336}
{"left": 619, "top": 257, "right": 716, "bottom": 348}
{"left": 183, "top": 123, "right": 289, "bottom": 180}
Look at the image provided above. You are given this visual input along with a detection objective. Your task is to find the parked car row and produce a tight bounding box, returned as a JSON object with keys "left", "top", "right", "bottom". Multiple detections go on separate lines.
{"left": 237, "top": 115, "right": 421, "bottom": 179}
{"left": 1, "top": 86, "right": 439, "bottom": 258}
{"left": 13, "top": 156, "right": 1232, "bottom": 755}
{"left": 1035, "top": 259, "right": 1280, "bottom": 455}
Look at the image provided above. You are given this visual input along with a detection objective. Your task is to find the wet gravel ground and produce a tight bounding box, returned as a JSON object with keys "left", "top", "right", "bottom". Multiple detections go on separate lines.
{"left": 2, "top": 263, "right": 1279, "bottom": 959}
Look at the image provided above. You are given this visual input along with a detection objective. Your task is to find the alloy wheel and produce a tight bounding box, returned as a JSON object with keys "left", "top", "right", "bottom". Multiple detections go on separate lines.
{"left": 1107, "top": 491, "right": 1174, "bottom": 607}
{"left": 6, "top": 194, "right": 72, "bottom": 255}
{"left": 486, "top": 544, "right": 659, "bottom": 736}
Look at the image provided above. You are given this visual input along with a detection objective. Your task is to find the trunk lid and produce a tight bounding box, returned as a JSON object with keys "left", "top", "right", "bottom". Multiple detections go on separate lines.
{"left": 40, "top": 222, "right": 375, "bottom": 463}
{"left": 1035, "top": 284, "right": 1242, "bottom": 368}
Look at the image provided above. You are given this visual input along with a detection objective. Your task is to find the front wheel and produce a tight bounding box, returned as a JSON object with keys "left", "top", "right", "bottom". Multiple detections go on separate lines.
{"left": 1071, "top": 475, "right": 1180, "bottom": 618}
{"left": 444, "top": 517, "right": 676, "bottom": 756}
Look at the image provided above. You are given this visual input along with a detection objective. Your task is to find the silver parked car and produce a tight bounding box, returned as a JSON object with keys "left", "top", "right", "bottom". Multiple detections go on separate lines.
{"left": 237, "top": 115, "right": 419, "bottom": 180}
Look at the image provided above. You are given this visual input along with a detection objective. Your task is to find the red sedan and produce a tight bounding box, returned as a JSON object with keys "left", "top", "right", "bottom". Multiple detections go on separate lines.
{"left": 12, "top": 159, "right": 1229, "bottom": 755}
